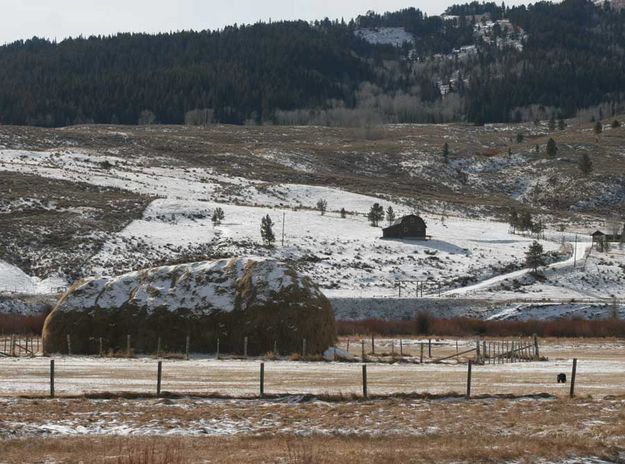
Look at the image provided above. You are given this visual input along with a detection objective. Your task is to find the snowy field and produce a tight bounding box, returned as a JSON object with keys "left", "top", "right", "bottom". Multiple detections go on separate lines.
{"left": 0, "top": 146, "right": 622, "bottom": 315}
{"left": 1, "top": 338, "right": 624, "bottom": 398}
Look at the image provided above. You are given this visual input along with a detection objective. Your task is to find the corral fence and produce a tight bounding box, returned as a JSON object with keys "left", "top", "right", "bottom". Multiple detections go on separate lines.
{"left": 0, "top": 334, "right": 542, "bottom": 366}
{"left": 0, "top": 335, "right": 40, "bottom": 357}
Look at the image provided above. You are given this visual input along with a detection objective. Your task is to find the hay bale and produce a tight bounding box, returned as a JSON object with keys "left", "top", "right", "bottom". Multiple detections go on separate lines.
{"left": 43, "top": 258, "right": 336, "bottom": 355}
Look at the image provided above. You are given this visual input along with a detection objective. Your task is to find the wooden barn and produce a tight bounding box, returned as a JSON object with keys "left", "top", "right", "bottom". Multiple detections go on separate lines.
{"left": 383, "top": 215, "right": 428, "bottom": 240}
{"left": 592, "top": 230, "right": 622, "bottom": 243}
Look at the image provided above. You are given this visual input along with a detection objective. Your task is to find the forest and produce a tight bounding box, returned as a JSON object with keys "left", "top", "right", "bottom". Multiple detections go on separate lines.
{"left": 0, "top": 0, "right": 624, "bottom": 127}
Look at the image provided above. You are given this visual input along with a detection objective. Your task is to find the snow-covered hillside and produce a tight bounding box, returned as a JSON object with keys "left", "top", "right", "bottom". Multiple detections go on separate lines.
{"left": 0, "top": 260, "right": 66, "bottom": 294}
{"left": 88, "top": 197, "right": 563, "bottom": 298}
{"left": 1, "top": 122, "right": 623, "bottom": 317}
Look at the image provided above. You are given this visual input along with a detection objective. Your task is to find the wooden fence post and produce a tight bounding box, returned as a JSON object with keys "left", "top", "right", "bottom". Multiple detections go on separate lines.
{"left": 66, "top": 334, "right": 71, "bottom": 356}
{"left": 534, "top": 335, "right": 540, "bottom": 360}
{"left": 244, "top": 337, "right": 248, "bottom": 358}
{"left": 420, "top": 343, "right": 424, "bottom": 363}
{"left": 428, "top": 338, "right": 432, "bottom": 358}
{"left": 371, "top": 334, "right": 375, "bottom": 355}
{"left": 50, "top": 359, "right": 55, "bottom": 398}
{"left": 362, "top": 364, "right": 368, "bottom": 399}
{"left": 157, "top": 337, "right": 161, "bottom": 358}
{"left": 466, "top": 360, "right": 473, "bottom": 399}
{"left": 400, "top": 339, "right": 403, "bottom": 357}
{"left": 99, "top": 337, "right": 103, "bottom": 357}
{"left": 273, "top": 340, "right": 278, "bottom": 355}
{"left": 361, "top": 340, "right": 365, "bottom": 361}
{"left": 185, "top": 335, "right": 190, "bottom": 360}
{"left": 475, "top": 339, "right": 480, "bottom": 363}
{"left": 126, "top": 334, "right": 131, "bottom": 357}
{"left": 216, "top": 338, "right": 220, "bottom": 360}
{"left": 391, "top": 339, "right": 395, "bottom": 357}
{"left": 570, "top": 358, "right": 578, "bottom": 398}
{"left": 302, "top": 338, "right": 307, "bottom": 358}
{"left": 260, "top": 362, "right": 265, "bottom": 398}
{"left": 156, "top": 361, "right": 162, "bottom": 397}
{"left": 346, "top": 338, "right": 350, "bottom": 353}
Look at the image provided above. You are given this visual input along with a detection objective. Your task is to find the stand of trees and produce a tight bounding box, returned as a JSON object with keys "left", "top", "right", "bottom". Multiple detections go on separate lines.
{"left": 1, "top": 1, "right": 625, "bottom": 127}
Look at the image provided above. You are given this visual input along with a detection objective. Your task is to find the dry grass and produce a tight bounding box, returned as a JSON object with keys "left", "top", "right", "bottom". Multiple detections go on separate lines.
{"left": 1, "top": 396, "right": 624, "bottom": 463}
{"left": 337, "top": 316, "right": 625, "bottom": 338}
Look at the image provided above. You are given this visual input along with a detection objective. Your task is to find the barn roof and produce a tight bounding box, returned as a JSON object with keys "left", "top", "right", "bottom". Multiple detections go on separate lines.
{"left": 388, "top": 214, "right": 426, "bottom": 227}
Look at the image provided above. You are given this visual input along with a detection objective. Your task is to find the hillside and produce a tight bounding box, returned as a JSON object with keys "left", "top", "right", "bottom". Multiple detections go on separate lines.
{"left": 1, "top": 0, "right": 625, "bottom": 127}
{"left": 1, "top": 119, "right": 623, "bottom": 310}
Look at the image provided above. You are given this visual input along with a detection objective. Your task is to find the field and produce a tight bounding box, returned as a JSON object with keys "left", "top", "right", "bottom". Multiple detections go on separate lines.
{"left": 1, "top": 338, "right": 624, "bottom": 463}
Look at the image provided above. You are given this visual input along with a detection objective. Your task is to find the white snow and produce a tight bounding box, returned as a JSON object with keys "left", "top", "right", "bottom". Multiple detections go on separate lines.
{"left": 0, "top": 260, "right": 66, "bottom": 295}
{"left": 60, "top": 258, "right": 317, "bottom": 314}
{"left": 355, "top": 27, "right": 414, "bottom": 47}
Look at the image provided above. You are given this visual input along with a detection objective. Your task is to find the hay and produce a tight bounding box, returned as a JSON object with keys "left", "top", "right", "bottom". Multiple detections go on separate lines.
{"left": 43, "top": 258, "right": 336, "bottom": 355}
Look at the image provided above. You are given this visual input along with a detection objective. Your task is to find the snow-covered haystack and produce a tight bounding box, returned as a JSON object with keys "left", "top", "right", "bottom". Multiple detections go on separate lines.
{"left": 42, "top": 258, "right": 336, "bottom": 355}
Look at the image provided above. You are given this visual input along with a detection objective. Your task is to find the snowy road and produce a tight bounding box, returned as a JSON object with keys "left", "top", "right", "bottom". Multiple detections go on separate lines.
{"left": 440, "top": 239, "right": 593, "bottom": 297}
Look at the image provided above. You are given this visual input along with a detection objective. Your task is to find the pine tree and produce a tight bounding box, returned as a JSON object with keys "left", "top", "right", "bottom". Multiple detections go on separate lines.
{"left": 525, "top": 241, "right": 546, "bottom": 273}
{"left": 386, "top": 206, "right": 396, "bottom": 226}
{"left": 367, "top": 203, "right": 385, "bottom": 227}
{"left": 548, "top": 114, "right": 556, "bottom": 132}
{"left": 316, "top": 199, "right": 328, "bottom": 216}
{"left": 578, "top": 153, "right": 593, "bottom": 176}
{"left": 546, "top": 138, "right": 558, "bottom": 158}
{"left": 612, "top": 119, "right": 621, "bottom": 129}
{"left": 516, "top": 132, "right": 524, "bottom": 143}
{"left": 558, "top": 117, "right": 566, "bottom": 131}
{"left": 340, "top": 208, "right": 347, "bottom": 219}
{"left": 212, "top": 207, "right": 225, "bottom": 225}
{"left": 442, "top": 143, "right": 450, "bottom": 164}
{"left": 260, "top": 214, "right": 275, "bottom": 246}
{"left": 594, "top": 121, "right": 603, "bottom": 135}
{"left": 508, "top": 208, "right": 519, "bottom": 233}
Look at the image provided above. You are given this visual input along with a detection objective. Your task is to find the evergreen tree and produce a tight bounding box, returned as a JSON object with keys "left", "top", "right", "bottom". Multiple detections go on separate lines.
{"left": 508, "top": 208, "right": 519, "bottom": 233}
{"left": 519, "top": 210, "right": 534, "bottom": 232}
{"left": 594, "top": 121, "right": 603, "bottom": 135}
{"left": 525, "top": 241, "right": 546, "bottom": 273}
{"left": 316, "top": 199, "right": 328, "bottom": 216}
{"left": 386, "top": 206, "right": 396, "bottom": 226}
{"left": 612, "top": 119, "right": 621, "bottom": 129}
{"left": 211, "top": 207, "right": 225, "bottom": 225}
{"left": 548, "top": 114, "right": 556, "bottom": 132}
{"left": 546, "top": 138, "right": 558, "bottom": 158}
{"left": 558, "top": 117, "right": 567, "bottom": 131}
{"left": 367, "top": 203, "right": 385, "bottom": 227}
{"left": 260, "top": 215, "right": 275, "bottom": 246}
{"left": 340, "top": 208, "right": 347, "bottom": 219}
{"left": 516, "top": 132, "right": 524, "bottom": 144}
{"left": 442, "top": 143, "right": 450, "bottom": 164}
{"left": 578, "top": 153, "right": 593, "bottom": 176}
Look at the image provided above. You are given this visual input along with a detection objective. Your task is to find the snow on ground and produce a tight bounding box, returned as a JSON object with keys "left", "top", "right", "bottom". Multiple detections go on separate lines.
{"left": 355, "top": 27, "right": 414, "bottom": 47}
{"left": 1, "top": 147, "right": 617, "bottom": 313}
{"left": 0, "top": 260, "right": 66, "bottom": 294}
{"left": 463, "top": 246, "right": 625, "bottom": 301}
{"left": 89, "top": 197, "right": 560, "bottom": 298}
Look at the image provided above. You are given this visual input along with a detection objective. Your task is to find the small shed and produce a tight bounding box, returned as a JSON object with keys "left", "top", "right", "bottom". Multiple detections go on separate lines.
{"left": 591, "top": 230, "right": 606, "bottom": 243}
{"left": 383, "top": 215, "right": 427, "bottom": 240}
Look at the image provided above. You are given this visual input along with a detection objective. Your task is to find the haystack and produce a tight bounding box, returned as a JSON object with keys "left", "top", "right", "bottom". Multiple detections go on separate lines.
{"left": 42, "top": 258, "right": 336, "bottom": 355}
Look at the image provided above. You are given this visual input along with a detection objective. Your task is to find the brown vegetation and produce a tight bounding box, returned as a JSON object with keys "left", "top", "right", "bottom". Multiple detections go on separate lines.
{"left": 338, "top": 314, "right": 625, "bottom": 338}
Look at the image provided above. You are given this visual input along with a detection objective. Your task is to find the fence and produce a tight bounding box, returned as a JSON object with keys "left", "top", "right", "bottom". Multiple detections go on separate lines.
{"left": 0, "top": 335, "right": 40, "bottom": 357}
{"left": 36, "top": 356, "right": 580, "bottom": 400}
{"left": 30, "top": 333, "right": 542, "bottom": 365}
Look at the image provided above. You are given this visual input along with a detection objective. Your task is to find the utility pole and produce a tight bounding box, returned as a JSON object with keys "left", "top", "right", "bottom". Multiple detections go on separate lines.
{"left": 281, "top": 212, "right": 286, "bottom": 246}
{"left": 573, "top": 234, "right": 578, "bottom": 268}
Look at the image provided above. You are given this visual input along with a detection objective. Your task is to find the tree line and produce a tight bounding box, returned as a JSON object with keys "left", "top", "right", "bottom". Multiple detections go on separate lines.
{"left": 1, "top": 0, "right": 625, "bottom": 127}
